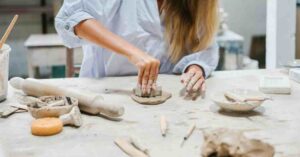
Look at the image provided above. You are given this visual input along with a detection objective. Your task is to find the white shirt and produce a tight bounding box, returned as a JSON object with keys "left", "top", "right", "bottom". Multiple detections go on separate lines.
{"left": 55, "top": 0, "right": 219, "bottom": 78}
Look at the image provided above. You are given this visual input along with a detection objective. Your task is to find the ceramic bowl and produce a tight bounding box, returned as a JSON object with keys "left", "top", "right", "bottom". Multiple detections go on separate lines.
{"left": 27, "top": 96, "right": 78, "bottom": 118}
{"left": 211, "top": 89, "right": 266, "bottom": 112}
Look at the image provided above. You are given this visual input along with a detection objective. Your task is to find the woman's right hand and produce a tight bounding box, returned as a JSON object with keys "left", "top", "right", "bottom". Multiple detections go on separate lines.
{"left": 129, "top": 52, "right": 160, "bottom": 95}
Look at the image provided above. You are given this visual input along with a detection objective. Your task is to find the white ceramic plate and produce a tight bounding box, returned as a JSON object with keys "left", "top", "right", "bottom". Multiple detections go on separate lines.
{"left": 211, "top": 89, "right": 266, "bottom": 112}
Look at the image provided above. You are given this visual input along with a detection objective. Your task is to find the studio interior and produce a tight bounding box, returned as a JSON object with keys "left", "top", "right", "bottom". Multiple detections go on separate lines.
{"left": 0, "top": 0, "right": 300, "bottom": 157}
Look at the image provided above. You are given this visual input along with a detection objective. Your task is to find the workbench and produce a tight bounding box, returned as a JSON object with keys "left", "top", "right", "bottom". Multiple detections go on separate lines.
{"left": 0, "top": 69, "right": 300, "bottom": 157}
{"left": 24, "top": 34, "right": 83, "bottom": 78}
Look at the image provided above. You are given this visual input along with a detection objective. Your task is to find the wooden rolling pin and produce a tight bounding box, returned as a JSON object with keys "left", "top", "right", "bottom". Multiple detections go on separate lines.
{"left": 9, "top": 77, "right": 124, "bottom": 118}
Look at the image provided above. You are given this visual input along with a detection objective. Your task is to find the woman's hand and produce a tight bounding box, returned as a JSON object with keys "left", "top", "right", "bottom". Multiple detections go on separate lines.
{"left": 129, "top": 53, "right": 160, "bottom": 95}
{"left": 180, "top": 65, "right": 205, "bottom": 100}
{"left": 74, "top": 19, "right": 160, "bottom": 94}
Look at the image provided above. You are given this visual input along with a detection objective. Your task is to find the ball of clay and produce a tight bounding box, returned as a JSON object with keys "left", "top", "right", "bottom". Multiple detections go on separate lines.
{"left": 31, "top": 118, "right": 63, "bottom": 136}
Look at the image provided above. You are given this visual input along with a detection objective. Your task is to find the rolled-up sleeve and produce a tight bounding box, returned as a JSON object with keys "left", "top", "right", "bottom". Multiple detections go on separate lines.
{"left": 55, "top": 0, "right": 104, "bottom": 48}
{"left": 173, "top": 41, "right": 219, "bottom": 78}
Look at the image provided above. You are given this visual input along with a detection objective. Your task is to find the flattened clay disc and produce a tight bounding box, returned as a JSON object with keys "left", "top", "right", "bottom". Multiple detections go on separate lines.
{"left": 131, "top": 91, "right": 172, "bottom": 105}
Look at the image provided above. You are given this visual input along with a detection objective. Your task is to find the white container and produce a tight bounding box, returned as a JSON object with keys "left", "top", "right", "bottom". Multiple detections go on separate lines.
{"left": 0, "top": 44, "right": 11, "bottom": 102}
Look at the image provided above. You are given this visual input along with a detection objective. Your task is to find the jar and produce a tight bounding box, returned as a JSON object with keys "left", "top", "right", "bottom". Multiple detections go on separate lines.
{"left": 0, "top": 44, "right": 11, "bottom": 102}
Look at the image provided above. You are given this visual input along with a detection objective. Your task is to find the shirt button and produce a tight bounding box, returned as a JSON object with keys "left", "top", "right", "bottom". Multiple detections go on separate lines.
{"left": 65, "top": 24, "right": 70, "bottom": 30}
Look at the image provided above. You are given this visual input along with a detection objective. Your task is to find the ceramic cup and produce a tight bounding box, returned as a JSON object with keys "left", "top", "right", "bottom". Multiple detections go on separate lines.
{"left": 0, "top": 44, "right": 11, "bottom": 102}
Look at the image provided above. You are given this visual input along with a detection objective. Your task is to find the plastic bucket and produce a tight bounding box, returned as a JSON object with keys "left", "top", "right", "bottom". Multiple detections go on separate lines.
{"left": 0, "top": 44, "right": 11, "bottom": 102}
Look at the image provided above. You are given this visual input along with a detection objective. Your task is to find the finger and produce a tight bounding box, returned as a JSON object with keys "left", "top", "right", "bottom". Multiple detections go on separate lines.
{"left": 152, "top": 61, "right": 160, "bottom": 90}
{"left": 186, "top": 72, "right": 202, "bottom": 92}
{"left": 191, "top": 92, "right": 200, "bottom": 101}
{"left": 201, "top": 82, "right": 206, "bottom": 99}
{"left": 181, "top": 73, "right": 194, "bottom": 87}
{"left": 192, "top": 77, "right": 205, "bottom": 92}
{"left": 147, "top": 62, "right": 157, "bottom": 94}
{"left": 142, "top": 64, "right": 150, "bottom": 94}
{"left": 137, "top": 64, "right": 145, "bottom": 86}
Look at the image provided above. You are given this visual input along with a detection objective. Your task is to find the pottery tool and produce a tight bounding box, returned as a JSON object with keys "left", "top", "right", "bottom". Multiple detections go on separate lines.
{"left": 10, "top": 77, "right": 124, "bottom": 118}
{"left": 160, "top": 115, "right": 167, "bottom": 137}
{"left": 259, "top": 76, "right": 291, "bottom": 94}
{"left": 289, "top": 68, "right": 300, "bottom": 84}
{"left": 180, "top": 123, "right": 196, "bottom": 147}
{"left": 114, "top": 138, "right": 149, "bottom": 157}
{"left": 0, "top": 15, "right": 18, "bottom": 49}
{"left": 129, "top": 136, "right": 150, "bottom": 156}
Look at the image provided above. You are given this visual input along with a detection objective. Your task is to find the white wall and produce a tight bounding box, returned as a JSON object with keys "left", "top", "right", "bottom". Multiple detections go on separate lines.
{"left": 220, "top": 0, "right": 267, "bottom": 55}
{"left": 266, "top": 0, "right": 296, "bottom": 68}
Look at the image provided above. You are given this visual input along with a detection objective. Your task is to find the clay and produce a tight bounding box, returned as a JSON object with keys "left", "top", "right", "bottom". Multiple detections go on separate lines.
{"left": 133, "top": 86, "right": 162, "bottom": 97}
{"left": 201, "top": 128, "right": 275, "bottom": 157}
{"left": 131, "top": 91, "right": 172, "bottom": 105}
{"left": 114, "top": 137, "right": 149, "bottom": 157}
{"left": 10, "top": 77, "right": 124, "bottom": 118}
{"left": 59, "top": 106, "right": 82, "bottom": 127}
{"left": 0, "top": 106, "right": 18, "bottom": 118}
{"left": 27, "top": 96, "right": 78, "bottom": 119}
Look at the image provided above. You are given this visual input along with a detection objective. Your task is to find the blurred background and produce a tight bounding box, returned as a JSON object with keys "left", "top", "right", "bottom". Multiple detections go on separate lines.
{"left": 0, "top": 0, "right": 299, "bottom": 78}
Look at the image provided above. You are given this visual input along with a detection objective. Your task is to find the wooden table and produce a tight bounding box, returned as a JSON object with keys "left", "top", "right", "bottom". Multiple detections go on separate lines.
{"left": 0, "top": 69, "right": 300, "bottom": 157}
{"left": 24, "top": 34, "right": 83, "bottom": 78}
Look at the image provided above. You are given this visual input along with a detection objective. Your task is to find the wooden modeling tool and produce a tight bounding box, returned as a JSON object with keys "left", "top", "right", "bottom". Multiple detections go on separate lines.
{"left": 0, "top": 15, "right": 18, "bottom": 49}
{"left": 10, "top": 77, "right": 124, "bottom": 118}
{"left": 114, "top": 138, "right": 149, "bottom": 157}
{"left": 160, "top": 115, "right": 167, "bottom": 137}
{"left": 180, "top": 123, "right": 196, "bottom": 147}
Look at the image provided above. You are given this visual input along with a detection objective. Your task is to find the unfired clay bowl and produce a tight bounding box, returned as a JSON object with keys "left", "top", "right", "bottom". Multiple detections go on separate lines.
{"left": 211, "top": 89, "right": 266, "bottom": 112}
{"left": 27, "top": 96, "right": 78, "bottom": 119}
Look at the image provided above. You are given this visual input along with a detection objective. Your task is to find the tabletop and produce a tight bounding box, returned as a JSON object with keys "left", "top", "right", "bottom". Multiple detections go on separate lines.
{"left": 0, "top": 69, "right": 300, "bottom": 157}
{"left": 24, "top": 34, "right": 64, "bottom": 48}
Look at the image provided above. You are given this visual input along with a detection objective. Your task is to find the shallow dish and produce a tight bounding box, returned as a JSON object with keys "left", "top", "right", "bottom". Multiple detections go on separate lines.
{"left": 27, "top": 96, "right": 78, "bottom": 118}
{"left": 211, "top": 89, "right": 266, "bottom": 112}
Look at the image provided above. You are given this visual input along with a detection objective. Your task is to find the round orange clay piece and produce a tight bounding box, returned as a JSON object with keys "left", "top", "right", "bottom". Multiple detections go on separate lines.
{"left": 31, "top": 117, "right": 63, "bottom": 136}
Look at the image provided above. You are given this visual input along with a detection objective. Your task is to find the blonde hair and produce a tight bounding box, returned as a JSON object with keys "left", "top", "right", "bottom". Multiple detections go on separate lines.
{"left": 162, "top": 0, "right": 219, "bottom": 63}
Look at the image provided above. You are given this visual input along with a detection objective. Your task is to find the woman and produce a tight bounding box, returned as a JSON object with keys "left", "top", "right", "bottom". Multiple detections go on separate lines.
{"left": 55, "top": 0, "right": 219, "bottom": 99}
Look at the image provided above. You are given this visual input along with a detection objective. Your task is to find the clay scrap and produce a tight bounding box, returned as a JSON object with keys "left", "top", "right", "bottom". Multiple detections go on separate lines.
{"left": 27, "top": 96, "right": 82, "bottom": 127}
{"left": 131, "top": 86, "right": 171, "bottom": 105}
{"left": 201, "top": 128, "right": 275, "bottom": 157}
{"left": 27, "top": 96, "right": 78, "bottom": 119}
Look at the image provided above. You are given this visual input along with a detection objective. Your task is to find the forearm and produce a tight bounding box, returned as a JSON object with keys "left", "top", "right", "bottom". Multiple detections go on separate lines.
{"left": 74, "top": 19, "right": 144, "bottom": 60}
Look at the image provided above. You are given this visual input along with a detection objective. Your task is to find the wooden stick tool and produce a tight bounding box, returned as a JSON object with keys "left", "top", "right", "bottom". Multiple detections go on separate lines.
{"left": 0, "top": 15, "right": 18, "bottom": 49}
{"left": 114, "top": 138, "right": 149, "bottom": 157}
{"left": 160, "top": 115, "right": 167, "bottom": 137}
{"left": 180, "top": 123, "right": 196, "bottom": 147}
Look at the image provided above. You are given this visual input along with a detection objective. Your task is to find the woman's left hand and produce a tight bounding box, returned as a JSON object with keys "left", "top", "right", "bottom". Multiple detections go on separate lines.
{"left": 180, "top": 65, "right": 206, "bottom": 100}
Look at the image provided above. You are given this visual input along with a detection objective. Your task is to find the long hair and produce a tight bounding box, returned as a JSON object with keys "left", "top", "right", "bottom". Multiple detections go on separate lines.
{"left": 162, "top": 0, "right": 219, "bottom": 63}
